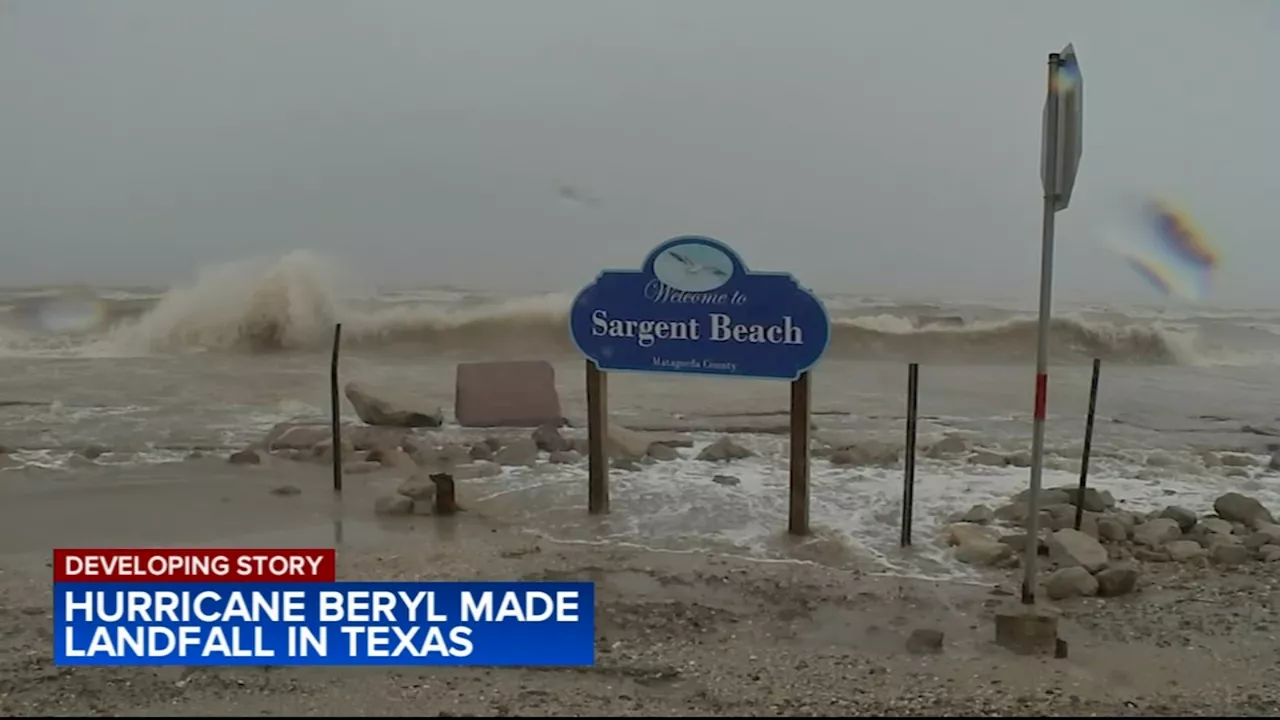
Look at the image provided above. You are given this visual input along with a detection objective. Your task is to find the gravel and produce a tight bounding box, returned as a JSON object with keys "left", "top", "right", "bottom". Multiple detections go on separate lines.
{"left": 4, "top": 510, "right": 1280, "bottom": 716}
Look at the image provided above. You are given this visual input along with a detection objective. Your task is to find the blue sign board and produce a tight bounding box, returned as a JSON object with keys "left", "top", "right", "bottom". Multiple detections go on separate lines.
{"left": 569, "top": 236, "right": 831, "bottom": 381}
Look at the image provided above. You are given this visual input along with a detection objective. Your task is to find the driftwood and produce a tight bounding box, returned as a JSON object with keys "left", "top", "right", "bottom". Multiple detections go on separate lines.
{"left": 429, "top": 473, "right": 458, "bottom": 516}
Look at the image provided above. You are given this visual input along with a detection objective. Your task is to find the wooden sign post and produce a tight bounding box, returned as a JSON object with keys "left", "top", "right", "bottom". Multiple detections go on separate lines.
{"left": 570, "top": 235, "right": 832, "bottom": 537}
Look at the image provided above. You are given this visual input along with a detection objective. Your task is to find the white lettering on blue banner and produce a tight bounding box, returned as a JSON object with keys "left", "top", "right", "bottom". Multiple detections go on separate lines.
{"left": 54, "top": 581, "right": 595, "bottom": 667}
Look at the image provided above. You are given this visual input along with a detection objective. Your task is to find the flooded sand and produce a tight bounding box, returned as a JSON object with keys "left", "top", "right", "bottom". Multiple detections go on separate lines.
{"left": 2, "top": 460, "right": 1280, "bottom": 716}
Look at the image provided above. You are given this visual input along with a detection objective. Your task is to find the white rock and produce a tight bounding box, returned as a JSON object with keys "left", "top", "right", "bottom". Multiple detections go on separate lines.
{"left": 1167, "top": 540, "right": 1208, "bottom": 562}
{"left": 1133, "top": 518, "right": 1182, "bottom": 547}
{"left": 945, "top": 522, "right": 997, "bottom": 547}
{"left": 1044, "top": 566, "right": 1098, "bottom": 600}
{"left": 1046, "top": 528, "right": 1109, "bottom": 573}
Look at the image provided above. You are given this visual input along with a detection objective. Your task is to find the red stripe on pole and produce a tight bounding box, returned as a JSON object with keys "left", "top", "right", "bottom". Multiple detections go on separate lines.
{"left": 1034, "top": 373, "right": 1048, "bottom": 420}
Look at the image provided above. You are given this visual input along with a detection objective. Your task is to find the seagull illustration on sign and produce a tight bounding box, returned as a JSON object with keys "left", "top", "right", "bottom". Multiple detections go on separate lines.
{"left": 653, "top": 241, "right": 735, "bottom": 292}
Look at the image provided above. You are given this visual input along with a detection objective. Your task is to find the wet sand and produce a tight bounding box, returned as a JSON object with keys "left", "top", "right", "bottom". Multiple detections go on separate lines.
{"left": 3, "top": 461, "right": 1280, "bottom": 716}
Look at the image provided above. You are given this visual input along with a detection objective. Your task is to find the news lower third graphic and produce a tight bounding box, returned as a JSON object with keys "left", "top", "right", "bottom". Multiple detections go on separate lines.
{"left": 53, "top": 549, "right": 596, "bottom": 667}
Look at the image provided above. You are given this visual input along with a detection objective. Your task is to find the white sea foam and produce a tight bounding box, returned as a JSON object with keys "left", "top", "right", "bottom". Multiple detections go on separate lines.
{"left": 470, "top": 434, "right": 1280, "bottom": 581}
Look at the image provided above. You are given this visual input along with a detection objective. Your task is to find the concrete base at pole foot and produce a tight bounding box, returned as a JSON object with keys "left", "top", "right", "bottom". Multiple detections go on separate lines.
{"left": 994, "top": 602, "right": 1060, "bottom": 656}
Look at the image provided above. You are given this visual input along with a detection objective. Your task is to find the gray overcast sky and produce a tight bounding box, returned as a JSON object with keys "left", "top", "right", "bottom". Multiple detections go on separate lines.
{"left": 2, "top": 0, "right": 1276, "bottom": 306}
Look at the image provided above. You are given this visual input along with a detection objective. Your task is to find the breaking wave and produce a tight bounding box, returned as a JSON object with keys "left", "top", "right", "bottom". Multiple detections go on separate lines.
{"left": 0, "top": 250, "right": 1266, "bottom": 366}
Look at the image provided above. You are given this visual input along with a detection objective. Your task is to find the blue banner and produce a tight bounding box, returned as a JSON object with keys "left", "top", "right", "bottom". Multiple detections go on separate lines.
{"left": 55, "top": 581, "right": 595, "bottom": 667}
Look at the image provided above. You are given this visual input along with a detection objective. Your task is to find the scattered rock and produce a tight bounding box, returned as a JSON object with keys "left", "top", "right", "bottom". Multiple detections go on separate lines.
{"left": 344, "top": 382, "right": 444, "bottom": 428}
{"left": 712, "top": 474, "right": 740, "bottom": 487}
{"left": 310, "top": 439, "right": 353, "bottom": 464}
{"left": 607, "top": 425, "right": 658, "bottom": 460}
{"left": 548, "top": 450, "right": 582, "bottom": 464}
{"left": 265, "top": 423, "right": 331, "bottom": 451}
{"left": 1046, "top": 528, "right": 1109, "bottom": 573}
{"left": 366, "top": 447, "right": 413, "bottom": 469}
{"left": 647, "top": 443, "right": 680, "bottom": 461}
{"left": 1134, "top": 547, "right": 1171, "bottom": 563}
{"left": 1213, "top": 492, "right": 1275, "bottom": 529}
{"left": 946, "top": 523, "right": 998, "bottom": 547}
{"left": 960, "top": 504, "right": 995, "bottom": 525}
{"left": 1010, "top": 488, "right": 1072, "bottom": 509}
{"left": 532, "top": 424, "right": 571, "bottom": 453}
{"left": 1211, "top": 542, "right": 1250, "bottom": 566}
{"left": 228, "top": 449, "right": 261, "bottom": 465}
{"left": 1112, "top": 510, "right": 1138, "bottom": 530}
{"left": 955, "top": 540, "right": 1012, "bottom": 567}
{"left": 452, "top": 461, "right": 502, "bottom": 480}
{"left": 905, "top": 628, "right": 945, "bottom": 655}
{"left": 433, "top": 443, "right": 473, "bottom": 467}
{"left": 80, "top": 444, "right": 108, "bottom": 460}
{"left": 1159, "top": 506, "right": 1198, "bottom": 532}
{"left": 992, "top": 503, "right": 1028, "bottom": 524}
{"left": 1004, "top": 450, "right": 1033, "bottom": 467}
{"left": 1053, "top": 485, "right": 1116, "bottom": 512}
{"left": 397, "top": 474, "right": 437, "bottom": 501}
{"left": 968, "top": 449, "right": 1007, "bottom": 467}
{"left": 926, "top": 436, "right": 970, "bottom": 458}
{"left": 997, "top": 533, "right": 1046, "bottom": 555}
{"left": 1247, "top": 521, "right": 1280, "bottom": 546}
{"left": 697, "top": 436, "right": 755, "bottom": 462}
{"left": 468, "top": 443, "right": 494, "bottom": 461}
{"left": 1259, "top": 545, "right": 1280, "bottom": 562}
{"left": 374, "top": 494, "right": 413, "bottom": 516}
{"left": 1094, "top": 565, "right": 1139, "bottom": 597}
{"left": 269, "top": 484, "right": 301, "bottom": 497}
{"left": 494, "top": 439, "right": 538, "bottom": 467}
{"left": 1199, "top": 517, "right": 1234, "bottom": 535}
{"left": 1217, "top": 452, "right": 1258, "bottom": 468}
{"left": 1166, "top": 540, "right": 1208, "bottom": 562}
{"left": 1133, "top": 518, "right": 1182, "bottom": 547}
{"left": 1044, "top": 566, "right": 1098, "bottom": 600}
{"left": 1096, "top": 516, "right": 1129, "bottom": 542}
{"left": 612, "top": 457, "right": 641, "bottom": 472}
{"left": 1210, "top": 530, "right": 1242, "bottom": 548}
{"left": 828, "top": 441, "right": 900, "bottom": 467}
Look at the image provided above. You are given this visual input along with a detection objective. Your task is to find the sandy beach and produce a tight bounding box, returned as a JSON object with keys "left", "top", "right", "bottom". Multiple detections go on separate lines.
{"left": 3, "top": 453, "right": 1280, "bottom": 717}
{"left": 5, "top": 270, "right": 1280, "bottom": 716}
{"left": 6, "top": 0, "right": 1277, "bottom": 712}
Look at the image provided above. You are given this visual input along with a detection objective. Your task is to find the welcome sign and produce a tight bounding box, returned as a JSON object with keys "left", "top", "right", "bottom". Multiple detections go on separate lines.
{"left": 569, "top": 236, "right": 831, "bottom": 380}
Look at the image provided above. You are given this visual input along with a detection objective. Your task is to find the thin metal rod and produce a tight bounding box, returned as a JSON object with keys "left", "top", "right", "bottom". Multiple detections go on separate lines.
{"left": 1022, "top": 52, "right": 1062, "bottom": 606}
{"left": 330, "top": 323, "right": 343, "bottom": 493}
{"left": 1073, "top": 358, "right": 1102, "bottom": 531}
{"left": 901, "top": 363, "right": 920, "bottom": 547}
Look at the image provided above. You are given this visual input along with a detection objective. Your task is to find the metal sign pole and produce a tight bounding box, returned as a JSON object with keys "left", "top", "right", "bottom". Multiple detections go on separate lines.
{"left": 1022, "top": 52, "right": 1063, "bottom": 605}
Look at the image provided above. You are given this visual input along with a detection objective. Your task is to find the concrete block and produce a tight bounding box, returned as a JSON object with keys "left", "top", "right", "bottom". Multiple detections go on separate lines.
{"left": 994, "top": 603, "right": 1060, "bottom": 656}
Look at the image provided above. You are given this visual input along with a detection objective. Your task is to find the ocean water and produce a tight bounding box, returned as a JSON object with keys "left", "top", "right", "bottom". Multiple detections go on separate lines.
{"left": 3, "top": 250, "right": 1280, "bottom": 579}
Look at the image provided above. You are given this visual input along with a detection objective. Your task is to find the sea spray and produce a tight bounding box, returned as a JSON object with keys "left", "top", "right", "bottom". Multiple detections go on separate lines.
{"left": 0, "top": 250, "right": 1259, "bottom": 364}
